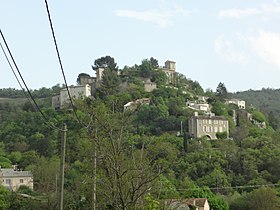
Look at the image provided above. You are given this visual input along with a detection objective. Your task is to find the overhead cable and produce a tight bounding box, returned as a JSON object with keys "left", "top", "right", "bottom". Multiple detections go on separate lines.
{"left": 176, "top": 183, "right": 280, "bottom": 191}
{"left": 44, "top": 0, "right": 91, "bottom": 128}
{"left": 0, "top": 29, "right": 64, "bottom": 132}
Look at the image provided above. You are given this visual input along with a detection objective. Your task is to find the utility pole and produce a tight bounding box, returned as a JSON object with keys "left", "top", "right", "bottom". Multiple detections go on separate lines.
{"left": 93, "top": 144, "right": 97, "bottom": 210}
{"left": 93, "top": 123, "right": 97, "bottom": 210}
{"left": 180, "top": 120, "right": 183, "bottom": 136}
{"left": 59, "top": 124, "right": 67, "bottom": 210}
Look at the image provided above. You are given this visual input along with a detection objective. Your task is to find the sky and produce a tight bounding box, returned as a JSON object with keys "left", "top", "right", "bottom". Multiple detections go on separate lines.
{"left": 1, "top": 0, "right": 280, "bottom": 92}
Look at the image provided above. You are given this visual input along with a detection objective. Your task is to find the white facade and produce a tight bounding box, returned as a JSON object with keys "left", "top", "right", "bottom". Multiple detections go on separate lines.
{"left": 124, "top": 98, "right": 150, "bottom": 111}
{"left": 188, "top": 112, "right": 229, "bottom": 140}
{"left": 187, "top": 101, "right": 211, "bottom": 113}
{"left": 0, "top": 168, "right": 33, "bottom": 191}
{"left": 225, "top": 99, "right": 246, "bottom": 109}
{"left": 197, "top": 96, "right": 209, "bottom": 103}
{"left": 52, "top": 84, "right": 91, "bottom": 109}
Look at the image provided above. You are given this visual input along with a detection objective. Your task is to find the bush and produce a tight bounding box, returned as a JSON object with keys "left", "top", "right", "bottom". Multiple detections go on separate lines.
{"left": 216, "top": 132, "right": 228, "bottom": 139}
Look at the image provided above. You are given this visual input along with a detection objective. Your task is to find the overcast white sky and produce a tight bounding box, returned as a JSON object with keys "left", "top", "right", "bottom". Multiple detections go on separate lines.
{"left": 1, "top": 0, "right": 280, "bottom": 92}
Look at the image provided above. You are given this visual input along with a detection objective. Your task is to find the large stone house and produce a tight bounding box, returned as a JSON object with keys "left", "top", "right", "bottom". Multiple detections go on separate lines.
{"left": 188, "top": 112, "right": 229, "bottom": 140}
{"left": 0, "top": 167, "right": 33, "bottom": 191}
{"left": 52, "top": 84, "right": 91, "bottom": 109}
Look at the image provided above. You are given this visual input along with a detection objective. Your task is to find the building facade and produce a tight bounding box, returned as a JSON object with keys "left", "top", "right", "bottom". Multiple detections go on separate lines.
{"left": 162, "top": 60, "right": 176, "bottom": 84}
{"left": 186, "top": 101, "right": 211, "bottom": 114}
{"left": 0, "top": 168, "right": 33, "bottom": 191}
{"left": 144, "top": 80, "right": 157, "bottom": 92}
{"left": 124, "top": 98, "right": 150, "bottom": 111}
{"left": 52, "top": 84, "right": 91, "bottom": 109}
{"left": 188, "top": 112, "right": 229, "bottom": 140}
{"left": 225, "top": 99, "right": 246, "bottom": 109}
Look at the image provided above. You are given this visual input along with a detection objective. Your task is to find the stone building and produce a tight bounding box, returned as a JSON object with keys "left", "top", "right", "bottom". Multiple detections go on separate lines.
{"left": 79, "top": 67, "right": 104, "bottom": 90}
{"left": 0, "top": 167, "right": 33, "bottom": 191}
{"left": 52, "top": 84, "right": 91, "bottom": 109}
{"left": 162, "top": 60, "right": 176, "bottom": 84}
{"left": 188, "top": 112, "right": 229, "bottom": 140}
{"left": 186, "top": 101, "right": 211, "bottom": 114}
{"left": 124, "top": 98, "right": 150, "bottom": 111}
{"left": 163, "top": 198, "right": 210, "bottom": 210}
{"left": 144, "top": 79, "right": 157, "bottom": 92}
{"left": 225, "top": 99, "right": 246, "bottom": 109}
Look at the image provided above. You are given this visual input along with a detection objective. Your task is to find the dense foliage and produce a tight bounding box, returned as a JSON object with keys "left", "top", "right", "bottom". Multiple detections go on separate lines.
{"left": 0, "top": 57, "right": 280, "bottom": 209}
{"left": 234, "top": 88, "right": 280, "bottom": 130}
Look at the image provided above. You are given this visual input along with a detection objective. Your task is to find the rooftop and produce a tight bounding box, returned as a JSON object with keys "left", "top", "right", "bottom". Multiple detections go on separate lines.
{"left": 191, "top": 114, "right": 227, "bottom": 121}
{"left": 0, "top": 168, "right": 33, "bottom": 178}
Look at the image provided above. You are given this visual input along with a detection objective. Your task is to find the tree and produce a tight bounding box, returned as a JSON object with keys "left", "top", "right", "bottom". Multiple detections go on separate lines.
{"left": 99, "top": 68, "right": 121, "bottom": 96}
{"left": 151, "top": 70, "right": 167, "bottom": 86}
{"left": 149, "top": 57, "right": 159, "bottom": 69}
{"left": 216, "top": 132, "right": 228, "bottom": 139}
{"left": 0, "top": 186, "right": 11, "bottom": 209}
{"left": 189, "top": 187, "right": 229, "bottom": 210}
{"left": 76, "top": 73, "right": 90, "bottom": 85}
{"left": 252, "top": 110, "right": 266, "bottom": 123}
{"left": 140, "top": 59, "right": 154, "bottom": 78}
{"left": 93, "top": 55, "right": 118, "bottom": 71}
{"left": 80, "top": 102, "right": 158, "bottom": 209}
{"left": 211, "top": 101, "right": 228, "bottom": 116}
{"left": 191, "top": 81, "right": 204, "bottom": 95}
{"left": 0, "top": 156, "right": 12, "bottom": 168}
{"left": 230, "top": 187, "right": 280, "bottom": 210}
{"left": 154, "top": 175, "right": 179, "bottom": 199}
{"left": 216, "top": 82, "right": 228, "bottom": 100}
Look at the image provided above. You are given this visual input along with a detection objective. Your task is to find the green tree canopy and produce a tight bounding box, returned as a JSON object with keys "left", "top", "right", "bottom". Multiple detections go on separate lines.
{"left": 93, "top": 55, "right": 118, "bottom": 71}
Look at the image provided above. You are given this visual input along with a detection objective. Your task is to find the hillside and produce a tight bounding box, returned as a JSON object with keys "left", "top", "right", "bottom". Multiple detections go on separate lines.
{"left": 0, "top": 57, "right": 280, "bottom": 209}
{"left": 234, "top": 88, "right": 280, "bottom": 129}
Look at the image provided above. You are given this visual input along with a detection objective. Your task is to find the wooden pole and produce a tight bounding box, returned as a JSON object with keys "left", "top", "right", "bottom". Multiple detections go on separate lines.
{"left": 59, "top": 124, "right": 67, "bottom": 210}
{"left": 93, "top": 124, "right": 97, "bottom": 210}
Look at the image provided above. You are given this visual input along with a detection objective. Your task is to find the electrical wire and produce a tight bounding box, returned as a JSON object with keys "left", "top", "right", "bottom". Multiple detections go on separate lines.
{"left": 44, "top": 0, "right": 91, "bottom": 128}
{"left": 0, "top": 42, "right": 27, "bottom": 97}
{"left": 176, "top": 183, "right": 280, "bottom": 191}
{"left": 0, "top": 29, "right": 64, "bottom": 132}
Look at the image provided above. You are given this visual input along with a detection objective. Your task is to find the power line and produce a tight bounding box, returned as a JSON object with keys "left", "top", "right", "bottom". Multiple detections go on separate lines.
{"left": 0, "top": 42, "right": 26, "bottom": 97}
{"left": 176, "top": 183, "right": 280, "bottom": 191}
{"left": 44, "top": 0, "right": 90, "bottom": 128}
{"left": 0, "top": 29, "right": 63, "bottom": 132}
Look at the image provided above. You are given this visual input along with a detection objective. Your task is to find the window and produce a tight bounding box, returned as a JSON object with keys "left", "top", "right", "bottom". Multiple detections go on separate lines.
{"left": 20, "top": 179, "right": 24, "bottom": 184}
{"left": 6, "top": 179, "right": 11, "bottom": 185}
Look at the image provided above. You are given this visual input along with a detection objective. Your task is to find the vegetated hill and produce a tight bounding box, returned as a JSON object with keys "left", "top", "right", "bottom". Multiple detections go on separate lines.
{"left": 2, "top": 56, "right": 280, "bottom": 209}
{"left": 0, "top": 85, "right": 62, "bottom": 111}
{"left": 234, "top": 88, "right": 280, "bottom": 129}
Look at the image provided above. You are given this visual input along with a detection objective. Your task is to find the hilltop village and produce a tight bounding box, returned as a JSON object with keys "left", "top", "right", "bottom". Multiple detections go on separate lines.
{"left": 52, "top": 58, "right": 265, "bottom": 141}
{"left": 0, "top": 56, "right": 279, "bottom": 209}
